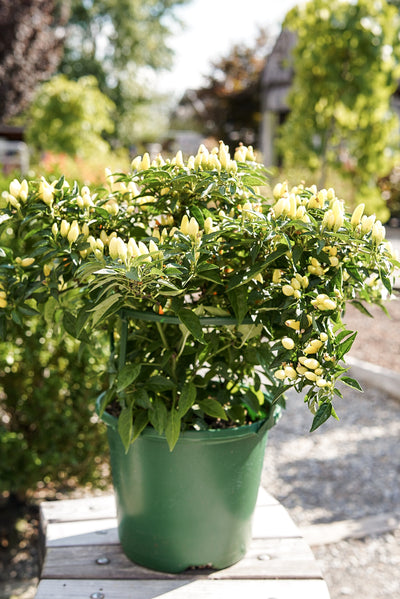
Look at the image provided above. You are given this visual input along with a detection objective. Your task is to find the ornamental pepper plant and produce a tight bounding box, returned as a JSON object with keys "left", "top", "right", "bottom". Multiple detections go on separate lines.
{"left": 0, "top": 142, "right": 397, "bottom": 450}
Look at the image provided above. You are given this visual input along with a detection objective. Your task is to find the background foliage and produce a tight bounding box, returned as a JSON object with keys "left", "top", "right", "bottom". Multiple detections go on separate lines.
{"left": 0, "top": 217, "right": 109, "bottom": 498}
{"left": 0, "top": 318, "right": 109, "bottom": 497}
{"left": 26, "top": 75, "right": 117, "bottom": 159}
{"left": 58, "top": 0, "right": 190, "bottom": 147}
{"left": 278, "top": 0, "right": 400, "bottom": 221}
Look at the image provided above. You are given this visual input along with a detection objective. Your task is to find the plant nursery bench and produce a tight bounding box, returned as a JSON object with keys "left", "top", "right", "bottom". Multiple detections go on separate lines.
{"left": 35, "top": 488, "right": 330, "bottom": 599}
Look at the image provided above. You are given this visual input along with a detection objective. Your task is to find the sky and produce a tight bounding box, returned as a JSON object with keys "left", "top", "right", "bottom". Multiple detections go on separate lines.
{"left": 156, "top": 0, "right": 299, "bottom": 97}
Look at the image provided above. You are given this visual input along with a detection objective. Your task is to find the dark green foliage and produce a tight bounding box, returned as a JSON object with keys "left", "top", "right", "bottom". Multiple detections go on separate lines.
{"left": 0, "top": 319, "right": 109, "bottom": 497}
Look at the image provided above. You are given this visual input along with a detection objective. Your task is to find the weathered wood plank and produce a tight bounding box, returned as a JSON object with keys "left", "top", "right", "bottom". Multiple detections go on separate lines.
{"left": 43, "top": 501, "right": 299, "bottom": 549}
{"left": 40, "top": 488, "right": 278, "bottom": 525}
{"left": 301, "top": 511, "right": 400, "bottom": 546}
{"left": 41, "top": 487, "right": 294, "bottom": 551}
{"left": 46, "top": 519, "right": 119, "bottom": 547}
{"left": 37, "top": 488, "right": 331, "bottom": 599}
{"left": 252, "top": 503, "right": 301, "bottom": 538}
{"left": 40, "top": 495, "right": 116, "bottom": 524}
{"left": 41, "top": 537, "right": 322, "bottom": 581}
{"left": 35, "top": 578, "right": 331, "bottom": 599}
{"left": 211, "top": 538, "right": 321, "bottom": 579}
{"left": 255, "top": 487, "right": 279, "bottom": 506}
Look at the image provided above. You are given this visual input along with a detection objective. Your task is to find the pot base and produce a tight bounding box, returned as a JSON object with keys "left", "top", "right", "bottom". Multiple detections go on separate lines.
{"left": 105, "top": 419, "right": 277, "bottom": 573}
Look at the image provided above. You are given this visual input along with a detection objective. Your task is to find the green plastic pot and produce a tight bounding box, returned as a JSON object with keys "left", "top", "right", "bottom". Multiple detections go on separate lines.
{"left": 100, "top": 402, "right": 279, "bottom": 573}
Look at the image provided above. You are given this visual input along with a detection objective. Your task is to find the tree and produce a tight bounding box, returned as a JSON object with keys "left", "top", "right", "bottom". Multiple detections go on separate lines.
{"left": 0, "top": 0, "right": 67, "bottom": 122}
{"left": 278, "top": 0, "right": 400, "bottom": 219}
{"left": 59, "top": 0, "right": 190, "bottom": 145}
{"left": 172, "top": 29, "right": 270, "bottom": 147}
{"left": 26, "top": 75, "right": 116, "bottom": 158}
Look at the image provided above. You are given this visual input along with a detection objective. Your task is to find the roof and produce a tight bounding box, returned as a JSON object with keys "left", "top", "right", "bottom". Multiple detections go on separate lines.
{"left": 262, "top": 29, "right": 296, "bottom": 90}
{"left": 0, "top": 125, "right": 25, "bottom": 141}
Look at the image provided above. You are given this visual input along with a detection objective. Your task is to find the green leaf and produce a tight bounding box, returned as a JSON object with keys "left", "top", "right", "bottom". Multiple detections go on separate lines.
{"left": 198, "top": 398, "right": 228, "bottom": 420}
{"left": 117, "top": 364, "right": 141, "bottom": 393}
{"left": 147, "top": 375, "right": 176, "bottom": 391}
{"left": 292, "top": 244, "right": 303, "bottom": 264}
{"left": 149, "top": 398, "right": 168, "bottom": 434}
{"left": 379, "top": 269, "right": 392, "bottom": 295}
{"left": 62, "top": 312, "right": 77, "bottom": 338}
{"left": 165, "top": 410, "right": 181, "bottom": 451}
{"left": 333, "top": 387, "right": 344, "bottom": 399}
{"left": 133, "top": 388, "right": 151, "bottom": 409}
{"left": 118, "top": 405, "right": 133, "bottom": 452}
{"left": 310, "top": 403, "right": 332, "bottom": 432}
{"left": 227, "top": 244, "right": 288, "bottom": 291}
{"left": 336, "top": 331, "right": 357, "bottom": 360}
{"left": 331, "top": 406, "right": 339, "bottom": 421}
{"left": 335, "top": 329, "right": 355, "bottom": 343}
{"left": 90, "top": 293, "right": 121, "bottom": 327}
{"left": 11, "top": 310, "right": 23, "bottom": 326}
{"left": 163, "top": 266, "right": 183, "bottom": 276}
{"left": 76, "top": 306, "right": 92, "bottom": 336}
{"left": 340, "top": 376, "right": 363, "bottom": 392}
{"left": 271, "top": 385, "right": 290, "bottom": 405}
{"left": 178, "top": 308, "right": 205, "bottom": 343}
{"left": 54, "top": 175, "right": 65, "bottom": 189}
{"left": 131, "top": 410, "right": 149, "bottom": 443}
{"left": 157, "top": 278, "right": 180, "bottom": 291}
{"left": 97, "top": 389, "right": 114, "bottom": 417}
{"left": 177, "top": 382, "right": 196, "bottom": 416}
{"left": 198, "top": 269, "right": 222, "bottom": 285}
{"left": 228, "top": 286, "right": 248, "bottom": 325}
{"left": 18, "top": 304, "right": 40, "bottom": 317}
{"left": 243, "top": 389, "right": 262, "bottom": 415}
{"left": 350, "top": 301, "right": 373, "bottom": 318}
{"left": 190, "top": 205, "right": 204, "bottom": 227}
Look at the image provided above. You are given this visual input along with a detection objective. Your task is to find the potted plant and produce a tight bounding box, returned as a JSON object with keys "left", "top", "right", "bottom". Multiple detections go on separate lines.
{"left": 0, "top": 142, "right": 397, "bottom": 572}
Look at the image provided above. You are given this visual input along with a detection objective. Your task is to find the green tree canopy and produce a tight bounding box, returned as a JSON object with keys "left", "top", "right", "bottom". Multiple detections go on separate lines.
{"left": 26, "top": 75, "right": 116, "bottom": 158}
{"left": 58, "top": 0, "right": 190, "bottom": 146}
{"left": 278, "top": 0, "right": 400, "bottom": 219}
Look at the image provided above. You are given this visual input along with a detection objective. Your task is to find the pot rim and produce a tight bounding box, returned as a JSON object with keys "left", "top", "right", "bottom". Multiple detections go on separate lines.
{"left": 96, "top": 392, "right": 281, "bottom": 442}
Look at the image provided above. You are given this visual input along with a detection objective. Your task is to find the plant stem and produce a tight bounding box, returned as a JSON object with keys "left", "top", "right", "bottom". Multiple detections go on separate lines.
{"left": 119, "top": 317, "right": 128, "bottom": 370}
{"left": 156, "top": 321, "right": 169, "bottom": 350}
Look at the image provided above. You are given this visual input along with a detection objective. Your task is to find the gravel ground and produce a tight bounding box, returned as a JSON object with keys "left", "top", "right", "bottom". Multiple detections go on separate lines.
{"left": 262, "top": 380, "right": 400, "bottom": 598}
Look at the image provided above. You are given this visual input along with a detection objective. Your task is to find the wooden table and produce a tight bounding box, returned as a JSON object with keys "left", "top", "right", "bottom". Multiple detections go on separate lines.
{"left": 35, "top": 488, "right": 330, "bottom": 599}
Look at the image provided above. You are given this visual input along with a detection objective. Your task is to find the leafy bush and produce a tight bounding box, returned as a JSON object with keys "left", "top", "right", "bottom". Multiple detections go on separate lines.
{"left": 0, "top": 142, "right": 397, "bottom": 453}
{"left": 0, "top": 203, "right": 109, "bottom": 497}
{"left": 0, "top": 319, "right": 109, "bottom": 497}
{"left": 26, "top": 75, "right": 116, "bottom": 160}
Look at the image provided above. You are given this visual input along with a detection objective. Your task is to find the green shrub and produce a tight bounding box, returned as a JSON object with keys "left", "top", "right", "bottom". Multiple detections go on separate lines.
{"left": 0, "top": 319, "right": 109, "bottom": 497}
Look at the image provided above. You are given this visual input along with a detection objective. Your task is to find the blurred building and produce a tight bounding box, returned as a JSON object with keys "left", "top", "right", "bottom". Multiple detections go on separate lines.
{"left": 0, "top": 125, "right": 29, "bottom": 174}
{"left": 259, "top": 30, "right": 296, "bottom": 166}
